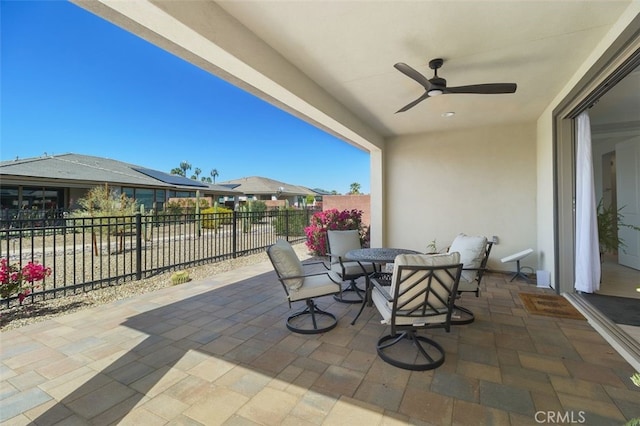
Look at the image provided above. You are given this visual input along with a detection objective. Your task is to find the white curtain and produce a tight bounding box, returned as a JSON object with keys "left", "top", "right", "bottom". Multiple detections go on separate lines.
{"left": 574, "top": 110, "right": 601, "bottom": 292}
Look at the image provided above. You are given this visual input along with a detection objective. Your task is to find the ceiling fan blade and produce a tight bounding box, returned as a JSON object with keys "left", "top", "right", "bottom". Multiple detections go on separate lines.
{"left": 394, "top": 63, "right": 432, "bottom": 91}
{"left": 396, "top": 92, "right": 430, "bottom": 113}
{"left": 445, "top": 83, "right": 517, "bottom": 94}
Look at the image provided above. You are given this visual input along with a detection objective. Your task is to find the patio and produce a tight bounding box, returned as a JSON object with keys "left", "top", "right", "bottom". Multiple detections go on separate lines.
{"left": 1, "top": 248, "right": 639, "bottom": 425}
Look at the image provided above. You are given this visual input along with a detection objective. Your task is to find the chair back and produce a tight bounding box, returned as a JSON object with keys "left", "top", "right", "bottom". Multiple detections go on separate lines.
{"left": 388, "top": 253, "right": 462, "bottom": 322}
{"left": 267, "top": 239, "right": 304, "bottom": 291}
{"left": 448, "top": 234, "right": 489, "bottom": 284}
{"left": 475, "top": 241, "right": 493, "bottom": 285}
{"left": 327, "top": 230, "right": 362, "bottom": 265}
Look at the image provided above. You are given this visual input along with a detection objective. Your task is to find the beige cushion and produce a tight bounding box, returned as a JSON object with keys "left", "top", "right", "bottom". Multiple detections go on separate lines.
{"left": 448, "top": 234, "right": 487, "bottom": 284}
{"left": 330, "top": 261, "right": 376, "bottom": 276}
{"left": 391, "top": 253, "right": 461, "bottom": 310}
{"left": 372, "top": 252, "right": 460, "bottom": 326}
{"left": 327, "top": 230, "right": 362, "bottom": 265}
{"left": 288, "top": 271, "right": 342, "bottom": 302}
{"left": 268, "top": 239, "right": 304, "bottom": 291}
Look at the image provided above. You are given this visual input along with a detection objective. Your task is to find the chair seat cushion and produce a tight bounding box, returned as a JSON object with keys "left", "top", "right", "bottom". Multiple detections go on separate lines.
{"left": 331, "top": 261, "right": 376, "bottom": 278}
{"left": 268, "top": 239, "right": 304, "bottom": 290}
{"left": 288, "top": 272, "right": 342, "bottom": 302}
{"left": 456, "top": 279, "right": 477, "bottom": 292}
{"left": 371, "top": 285, "right": 448, "bottom": 326}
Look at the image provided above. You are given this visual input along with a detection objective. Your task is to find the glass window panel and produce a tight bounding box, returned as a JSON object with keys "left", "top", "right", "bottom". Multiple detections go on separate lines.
{"left": 122, "top": 187, "right": 135, "bottom": 199}
{"left": 22, "top": 186, "right": 63, "bottom": 210}
{"left": 135, "top": 188, "right": 154, "bottom": 210}
{"left": 0, "top": 186, "right": 20, "bottom": 210}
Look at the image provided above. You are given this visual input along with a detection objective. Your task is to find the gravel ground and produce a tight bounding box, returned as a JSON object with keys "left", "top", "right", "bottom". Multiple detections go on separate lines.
{"left": 0, "top": 243, "right": 312, "bottom": 332}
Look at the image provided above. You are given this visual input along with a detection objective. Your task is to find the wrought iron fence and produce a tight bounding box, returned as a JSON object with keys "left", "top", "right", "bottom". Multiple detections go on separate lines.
{"left": 0, "top": 208, "right": 317, "bottom": 308}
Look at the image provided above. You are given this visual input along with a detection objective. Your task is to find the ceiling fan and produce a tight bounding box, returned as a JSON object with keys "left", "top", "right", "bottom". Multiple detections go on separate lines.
{"left": 394, "top": 58, "right": 517, "bottom": 113}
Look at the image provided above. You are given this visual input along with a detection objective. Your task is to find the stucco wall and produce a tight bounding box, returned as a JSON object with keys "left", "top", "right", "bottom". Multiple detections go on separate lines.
{"left": 536, "top": 111, "right": 556, "bottom": 286}
{"left": 385, "top": 122, "right": 537, "bottom": 272}
{"left": 322, "top": 194, "right": 371, "bottom": 228}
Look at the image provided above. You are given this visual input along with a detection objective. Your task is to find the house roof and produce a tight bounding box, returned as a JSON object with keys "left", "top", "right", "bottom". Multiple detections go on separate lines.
{"left": 310, "top": 188, "right": 335, "bottom": 196}
{"left": 0, "top": 153, "right": 242, "bottom": 194}
{"left": 217, "top": 176, "right": 316, "bottom": 196}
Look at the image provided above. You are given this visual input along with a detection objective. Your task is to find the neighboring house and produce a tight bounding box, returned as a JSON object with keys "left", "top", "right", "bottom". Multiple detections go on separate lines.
{"left": 0, "top": 153, "right": 242, "bottom": 214}
{"left": 217, "top": 176, "right": 318, "bottom": 209}
{"left": 309, "top": 187, "right": 337, "bottom": 209}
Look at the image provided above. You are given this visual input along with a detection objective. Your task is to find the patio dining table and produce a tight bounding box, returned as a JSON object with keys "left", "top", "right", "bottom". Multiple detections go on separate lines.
{"left": 345, "top": 247, "right": 420, "bottom": 325}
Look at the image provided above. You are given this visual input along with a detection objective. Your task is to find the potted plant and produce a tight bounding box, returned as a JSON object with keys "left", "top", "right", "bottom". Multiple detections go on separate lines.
{"left": 597, "top": 199, "right": 640, "bottom": 255}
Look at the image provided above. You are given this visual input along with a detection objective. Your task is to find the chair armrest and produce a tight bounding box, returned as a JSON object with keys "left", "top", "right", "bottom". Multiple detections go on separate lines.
{"left": 279, "top": 271, "right": 342, "bottom": 286}
{"left": 325, "top": 253, "right": 382, "bottom": 277}
{"left": 371, "top": 279, "right": 393, "bottom": 302}
{"left": 462, "top": 266, "right": 485, "bottom": 272}
{"left": 325, "top": 252, "right": 344, "bottom": 264}
{"left": 302, "top": 260, "right": 330, "bottom": 270}
{"left": 462, "top": 266, "right": 489, "bottom": 280}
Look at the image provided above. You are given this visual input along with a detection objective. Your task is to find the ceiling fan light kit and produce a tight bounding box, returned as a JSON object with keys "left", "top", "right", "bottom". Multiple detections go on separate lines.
{"left": 395, "top": 58, "right": 517, "bottom": 113}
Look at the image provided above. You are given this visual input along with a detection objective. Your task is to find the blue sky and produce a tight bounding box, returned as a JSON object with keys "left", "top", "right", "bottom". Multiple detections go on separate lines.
{"left": 1, "top": 1, "right": 370, "bottom": 194}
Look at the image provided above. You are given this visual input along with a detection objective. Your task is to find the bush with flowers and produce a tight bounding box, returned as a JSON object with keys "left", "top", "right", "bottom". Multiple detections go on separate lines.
{"left": 0, "top": 259, "right": 51, "bottom": 303}
{"left": 304, "top": 209, "right": 368, "bottom": 256}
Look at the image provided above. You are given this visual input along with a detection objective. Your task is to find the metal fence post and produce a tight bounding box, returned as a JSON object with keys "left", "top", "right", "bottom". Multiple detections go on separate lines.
{"left": 232, "top": 210, "right": 238, "bottom": 258}
{"left": 285, "top": 209, "right": 290, "bottom": 241}
{"left": 136, "top": 213, "right": 142, "bottom": 280}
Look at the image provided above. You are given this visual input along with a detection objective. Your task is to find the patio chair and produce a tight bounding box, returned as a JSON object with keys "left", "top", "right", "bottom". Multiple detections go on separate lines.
{"left": 447, "top": 233, "right": 493, "bottom": 324}
{"left": 371, "top": 252, "right": 462, "bottom": 370}
{"left": 326, "top": 229, "right": 378, "bottom": 303}
{"left": 267, "top": 239, "right": 343, "bottom": 334}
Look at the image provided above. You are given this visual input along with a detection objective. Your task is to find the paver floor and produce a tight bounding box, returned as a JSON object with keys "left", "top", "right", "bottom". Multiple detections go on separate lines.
{"left": 1, "top": 257, "right": 639, "bottom": 425}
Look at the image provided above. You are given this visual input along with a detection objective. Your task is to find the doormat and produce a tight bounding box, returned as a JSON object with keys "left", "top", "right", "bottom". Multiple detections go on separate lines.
{"left": 582, "top": 293, "right": 640, "bottom": 326}
{"left": 519, "top": 293, "right": 585, "bottom": 320}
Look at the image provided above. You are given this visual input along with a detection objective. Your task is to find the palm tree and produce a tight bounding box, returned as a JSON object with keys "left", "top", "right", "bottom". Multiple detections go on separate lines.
{"left": 349, "top": 182, "right": 361, "bottom": 194}
{"left": 179, "top": 161, "right": 191, "bottom": 176}
{"left": 210, "top": 169, "right": 219, "bottom": 184}
{"left": 170, "top": 167, "right": 184, "bottom": 176}
{"left": 193, "top": 167, "right": 201, "bottom": 180}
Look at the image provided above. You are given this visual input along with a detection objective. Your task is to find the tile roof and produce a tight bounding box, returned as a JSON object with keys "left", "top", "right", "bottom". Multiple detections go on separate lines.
{"left": 0, "top": 153, "right": 241, "bottom": 193}
{"left": 217, "top": 176, "right": 316, "bottom": 196}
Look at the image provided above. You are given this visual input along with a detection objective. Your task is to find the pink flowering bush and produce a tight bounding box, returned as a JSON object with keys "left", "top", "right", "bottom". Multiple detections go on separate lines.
{"left": 0, "top": 259, "right": 51, "bottom": 303}
{"left": 304, "top": 209, "right": 368, "bottom": 256}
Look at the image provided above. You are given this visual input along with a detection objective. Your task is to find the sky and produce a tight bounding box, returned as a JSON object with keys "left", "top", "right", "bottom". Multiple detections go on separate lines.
{"left": 0, "top": 1, "right": 370, "bottom": 195}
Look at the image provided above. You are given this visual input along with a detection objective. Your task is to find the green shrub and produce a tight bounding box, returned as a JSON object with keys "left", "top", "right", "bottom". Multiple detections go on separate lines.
{"left": 170, "top": 271, "right": 191, "bottom": 285}
{"left": 69, "top": 184, "right": 139, "bottom": 236}
{"left": 251, "top": 200, "right": 267, "bottom": 223}
{"left": 165, "top": 201, "right": 183, "bottom": 215}
{"left": 201, "top": 206, "right": 233, "bottom": 229}
{"left": 272, "top": 208, "right": 307, "bottom": 236}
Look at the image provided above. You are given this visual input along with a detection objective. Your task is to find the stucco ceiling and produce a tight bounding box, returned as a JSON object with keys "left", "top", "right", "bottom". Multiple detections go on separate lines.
{"left": 75, "top": 0, "right": 636, "bottom": 147}
{"left": 215, "top": 1, "right": 634, "bottom": 137}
